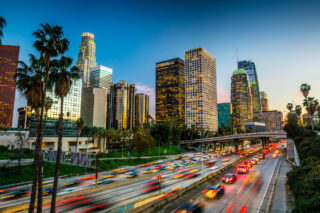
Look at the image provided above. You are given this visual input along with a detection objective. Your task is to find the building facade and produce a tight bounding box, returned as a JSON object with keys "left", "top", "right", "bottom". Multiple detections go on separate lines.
{"left": 81, "top": 87, "right": 107, "bottom": 128}
{"left": 231, "top": 69, "right": 253, "bottom": 133}
{"left": 76, "top": 32, "right": 97, "bottom": 87}
{"left": 107, "top": 81, "right": 136, "bottom": 130}
{"left": 17, "top": 106, "right": 31, "bottom": 129}
{"left": 135, "top": 93, "right": 149, "bottom": 127}
{"left": 30, "top": 79, "right": 83, "bottom": 137}
{"left": 258, "top": 110, "right": 283, "bottom": 132}
{"left": 0, "top": 45, "right": 19, "bottom": 128}
{"left": 218, "top": 103, "right": 231, "bottom": 128}
{"left": 238, "top": 60, "right": 261, "bottom": 120}
{"left": 90, "top": 65, "right": 112, "bottom": 91}
{"left": 260, "top": 91, "right": 269, "bottom": 111}
{"left": 156, "top": 58, "right": 185, "bottom": 124}
{"left": 185, "top": 47, "right": 217, "bottom": 131}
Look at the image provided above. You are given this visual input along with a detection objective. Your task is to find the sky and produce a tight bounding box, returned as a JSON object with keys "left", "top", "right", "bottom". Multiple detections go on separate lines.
{"left": 1, "top": 0, "right": 320, "bottom": 127}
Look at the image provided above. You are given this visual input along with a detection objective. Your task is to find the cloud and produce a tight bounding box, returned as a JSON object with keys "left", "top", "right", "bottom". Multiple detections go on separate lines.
{"left": 135, "top": 82, "right": 155, "bottom": 119}
{"left": 217, "top": 87, "right": 230, "bottom": 103}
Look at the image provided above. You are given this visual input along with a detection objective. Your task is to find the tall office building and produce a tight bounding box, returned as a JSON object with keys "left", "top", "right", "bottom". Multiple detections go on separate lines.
{"left": 231, "top": 69, "right": 253, "bottom": 133}
{"left": 218, "top": 103, "right": 231, "bottom": 128}
{"left": 156, "top": 58, "right": 185, "bottom": 124}
{"left": 185, "top": 47, "right": 217, "bottom": 131}
{"left": 90, "top": 65, "right": 112, "bottom": 91}
{"left": 81, "top": 87, "right": 107, "bottom": 128}
{"left": 260, "top": 91, "right": 269, "bottom": 111}
{"left": 30, "top": 79, "right": 83, "bottom": 136}
{"left": 76, "top": 32, "right": 97, "bottom": 86}
{"left": 0, "top": 45, "right": 19, "bottom": 128}
{"left": 238, "top": 60, "right": 261, "bottom": 120}
{"left": 135, "top": 93, "right": 149, "bottom": 127}
{"left": 258, "top": 110, "right": 283, "bottom": 132}
{"left": 107, "top": 81, "right": 136, "bottom": 130}
{"left": 17, "top": 106, "right": 31, "bottom": 129}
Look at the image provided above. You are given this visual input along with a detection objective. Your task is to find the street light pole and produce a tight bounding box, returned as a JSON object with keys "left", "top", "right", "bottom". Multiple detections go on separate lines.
{"left": 202, "top": 148, "right": 204, "bottom": 178}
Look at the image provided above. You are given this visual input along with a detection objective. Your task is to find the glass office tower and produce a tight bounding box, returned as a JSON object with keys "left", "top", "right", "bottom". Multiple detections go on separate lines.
{"left": 185, "top": 47, "right": 217, "bottom": 131}
{"left": 76, "top": 32, "right": 97, "bottom": 87}
{"left": 238, "top": 60, "right": 261, "bottom": 120}
{"left": 218, "top": 103, "right": 231, "bottom": 128}
{"left": 135, "top": 93, "right": 149, "bottom": 127}
{"left": 156, "top": 58, "right": 185, "bottom": 124}
{"left": 231, "top": 69, "right": 253, "bottom": 133}
{"left": 90, "top": 65, "right": 112, "bottom": 92}
{"left": 260, "top": 91, "right": 269, "bottom": 111}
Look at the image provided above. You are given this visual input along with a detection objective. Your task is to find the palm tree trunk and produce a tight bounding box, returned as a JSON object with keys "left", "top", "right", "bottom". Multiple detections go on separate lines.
{"left": 28, "top": 108, "right": 40, "bottom": 213}
{"left": 50, "top": 97, "right": 64, "bottom": 213}
{"left": 98, "top": 138, "right": 102, "bottom": 153}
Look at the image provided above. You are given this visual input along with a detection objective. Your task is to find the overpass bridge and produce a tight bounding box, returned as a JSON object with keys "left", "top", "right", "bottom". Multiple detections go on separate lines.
{"left": 180, "top": 131, "right": 287, "bottom": 152}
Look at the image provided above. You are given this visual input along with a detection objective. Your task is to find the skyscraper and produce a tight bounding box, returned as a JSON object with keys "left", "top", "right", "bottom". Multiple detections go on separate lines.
{"left": 258, "top": 110, "right": 283, "bottom": 132}
{"left": 185, "top": 47, "right": 217, "bottom": 131}
{"left": 218, "top": 103, "right": 231, "bottom": 128}
{"left": 107, "top": 81, "right": 136, "bottom": 130}
{"left": 76, "top": 32, "right": 97, "bottom": 86}
{"left": 17, "top": 106, "right": 31, "bottom": 129}
{"left": 156, "top": 58, "right": 185, "bottom": 124}
{"left": 260, "top": 91, "right": 269, "bottom": 111}
{"left": 90, "top": 65, "right": 112, "bottom": 91}
{"left": 238, "top": 60, "right": 261, "bottom": 120}
{"left": 135, "top": 93, "right": 149, "bottom": 127}
{"left": 0, "top": 45, "right": 19, "bottom": 128}
{"left": 231, "top": 69, "right": 253, "bottom": 133}
{"left": 30, "top": 79, "right": 83, "bottom": 136}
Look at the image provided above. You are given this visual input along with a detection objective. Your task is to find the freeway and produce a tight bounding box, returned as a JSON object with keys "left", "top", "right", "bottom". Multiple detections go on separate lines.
{"left": 0, "top": 146, "right": 261, "bottom": 212}
{"left": 171, "top": 147, "right": 282, "bottom": 213}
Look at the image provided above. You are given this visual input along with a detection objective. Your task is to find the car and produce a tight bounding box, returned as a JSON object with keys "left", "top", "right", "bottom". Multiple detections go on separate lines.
{"left": 113, "top": 168, "right": 127, "bottom": 173}
{"left": 174, "top": 170, "right": 188, "bottom": 178}
{"left": 203, "top": 184, "right": 224, "bottom": 199}
{"left": 253, "top": 156, "right": 260, "bottom": 162}
{"left": 142, "top": 180, "right": 160, "bottom": 193}
{"left": 258, "top": 154, "right": 264, "bottom": 159}
{"left": 221, "top": 173, "right": 237, "bottom": 184}
{"left": 103, "top": 172, "right": 117, "bottom": 178}
{"left": 1, "top": 187, "right": 30, "bottom": 199}
{"left": 139, "top": 163, "right": 152, "bottom": 167}
{"left": 272, "top": 153, "right": 278, "bottom": 158}
{"left": 237, "top": 165, "right": 249, "bottom": 174}
{"left": 175, "top": 156, "right": 182, "bottom": 160}
{"left": 143, "top": 168, "right": 157, "bottom": 174}
{"left": 243, "top": 160, "right": 252, "bottom": 168}
{"left": 189, "top": 169, "right": 199, "bottom": 173}
{"left": 175, "top": 201, "right": 204, "bottom": 213}
{"left": 127, "top": 170, "right": 138, "bottom": 178}
{"left": 154, "top": 165, "right": 164, "bottom": 170}
{"left": 184, "top": 173, "right": 199, "bottom": 179}
{"left": 275, "top": 150, "right": 280, "bottom": 154}
{"left": 250, "top": 159, "right": 257, "bottom": 165}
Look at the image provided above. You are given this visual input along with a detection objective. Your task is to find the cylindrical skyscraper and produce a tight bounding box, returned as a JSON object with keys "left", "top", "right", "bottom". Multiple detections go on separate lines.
{"left": 76, "top": 32, "right": 97, "bottom": 87}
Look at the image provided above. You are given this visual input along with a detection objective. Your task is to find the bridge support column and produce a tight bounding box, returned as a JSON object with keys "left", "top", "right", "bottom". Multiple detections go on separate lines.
{"left": 234, "top": 139, "right": 240, "bottom": 152}
{"left": 213, "top": 142, "right": 216, "bottom": 152}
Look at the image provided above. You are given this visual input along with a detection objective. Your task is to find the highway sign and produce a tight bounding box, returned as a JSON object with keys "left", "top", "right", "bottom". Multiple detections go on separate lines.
{"left": 157, "top": 175, "right": 163, "bottom": 183}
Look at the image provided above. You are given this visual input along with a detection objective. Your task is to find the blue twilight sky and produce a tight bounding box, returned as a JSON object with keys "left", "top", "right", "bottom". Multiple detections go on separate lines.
{"left": 1, "top": 0, "right": 320, "bottom": 127}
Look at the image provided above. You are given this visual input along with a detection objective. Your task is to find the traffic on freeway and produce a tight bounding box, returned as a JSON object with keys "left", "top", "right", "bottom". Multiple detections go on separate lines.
{"left": 0, "top": 144, "right": 269, "bottom": 212}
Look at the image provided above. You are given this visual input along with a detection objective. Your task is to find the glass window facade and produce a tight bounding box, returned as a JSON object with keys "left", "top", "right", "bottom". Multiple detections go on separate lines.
{"left": 135, "top": 93, "right": 149, "bottom": 127}
{"left": 156, "top": 58, "right": 185, "bottom": 124}
{"left": 18, "top": 106, "right": 31, "bottom": 129}
{"left": 0, "top": 45, "right": 19, "bottom": 128}
{"left": 258, "top": 110, "right": 283, "bottom": 132}
{"left": 218, "top": 103, "right": 230, "bottom": 128}
{"left": 89, "top": 65, "right": 112, "bottom": 92}
{"left": 185, "top": 47, "right": 217, "bottom": 131}
{"left": 260, "top": 91, "right": 269, "bottom": 111}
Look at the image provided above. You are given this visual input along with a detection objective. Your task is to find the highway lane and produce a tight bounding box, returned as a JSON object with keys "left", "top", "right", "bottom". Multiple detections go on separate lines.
{"left": 185, "top": 150, "right": 281, "bottom": 213}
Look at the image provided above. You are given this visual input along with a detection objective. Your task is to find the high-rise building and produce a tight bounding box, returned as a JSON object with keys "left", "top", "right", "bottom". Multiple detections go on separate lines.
{"left": 218, "top": 103, "right": 231, "bottom": 128}
{"left": 17, "top": 106, "right": 31, "bottom": 129}
{"left": 258, "top": 110, "right": 283, "bottom": 132}
{"left": 260, "top": 91, "right": 269, "bottom": 111}
{"left": 135, "top": 93, "right": 149, "bottom": 127}
{"left": 0, "top": 45, "right": 19, "bottom": 128}
{"left": 90, "top": 65, "right": 112, "bottom": 91}
{"left": 185, "top": 47, "right": 217, "bottom": 131}
{"left": 30, "top": 79, "right": 83, "bottom": 137}
{"left": 238, "top": 60, "right": 261, "bottom": 120}
{"left": 76, "top": 32, "right": 97, "bottom": 86}
{"left": 231, "top": 69, "right": 253, "bottom": 133}
{"left": 107, "top": 81, "right": 136, "bottom": 130}
{"left": 81, "top": 87, "right": 107, "bottom": 128}
{"left": 156, "top": 58, "right": 185, "bottom": 124}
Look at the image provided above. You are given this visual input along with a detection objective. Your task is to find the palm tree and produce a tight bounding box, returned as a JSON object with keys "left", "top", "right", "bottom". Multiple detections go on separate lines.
{"left": 105, "top": 129, "right": 115, "bottom": 153}
{"left": 50, "top": 56, "right": 79, "bottom": 212}
{"left": 295, "top": 105, "right": 302, "bottom": 126}
{"left": 0, "top": 16, "right": 6, "bottom": 45}
{"left": 286, "top": 103, "right": 293, "bottom": 112}
{"left": 43, "top": 97, "right": 54, "bottom": 135}
{"left": 300, "top": 83, "right": 311, "bottom": 98}
{"left": 75, "top": 118, "right": 84, "bottom": 152}
{"left": 15, "top": 54, "right": 45, "bottom": 213}
{"left": 303, "top": 97, "right": 319, "bottom": 131}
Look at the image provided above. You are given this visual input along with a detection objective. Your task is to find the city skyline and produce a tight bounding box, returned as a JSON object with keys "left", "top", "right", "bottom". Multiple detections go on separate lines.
{"left": 1, "top": 0, "right": 320, "bottom": 126}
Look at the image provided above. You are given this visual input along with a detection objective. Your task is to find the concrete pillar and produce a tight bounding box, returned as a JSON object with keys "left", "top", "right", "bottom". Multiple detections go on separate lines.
{"left": 213, "top": 142, "right": 216, "bottom": 151}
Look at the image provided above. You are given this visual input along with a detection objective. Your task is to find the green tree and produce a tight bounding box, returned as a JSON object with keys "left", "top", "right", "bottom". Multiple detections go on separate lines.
{"left": 50, "top": 56, "right": 80, "bottom": 212}
{"left": 104, "top": 128, "right": 115, "bottom": 153}
{"left": 303, "top": 97, "right": 319, "bottom": 131}
{"left": 130, "top": 133, "right": 156, "bottom": 158}
{"left": 300, "top": 83, "right": 311, "bottom": 98}
{"left": 0, "top": 16, "right": 6, "bottom": 45}
{"left": 75, "top": 118, "right": 84, "bottom": 152}
{"left": 43, "top": 96, "right": 54, "bottom": 135}
{"left": 287, "top": 103, "right": 293, "bottom": 112}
